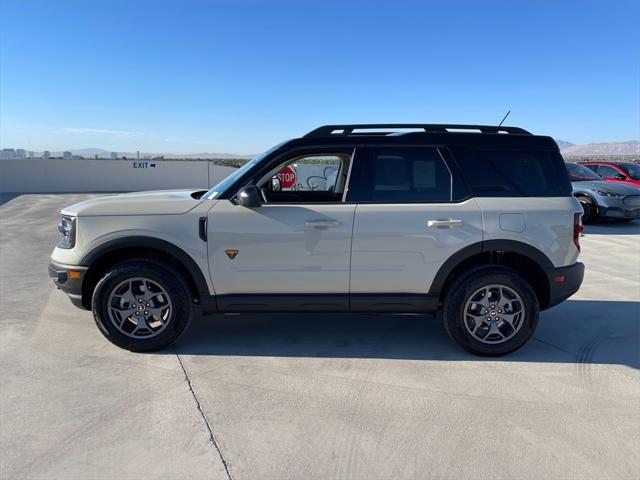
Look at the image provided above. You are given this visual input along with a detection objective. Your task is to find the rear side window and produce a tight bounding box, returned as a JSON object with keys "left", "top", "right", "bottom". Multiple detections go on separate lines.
{"left": 450, "top": 147, "right": 572, "bottom": 197}
{"left": 347, "top": 147, "right": 465, "bottom": 203}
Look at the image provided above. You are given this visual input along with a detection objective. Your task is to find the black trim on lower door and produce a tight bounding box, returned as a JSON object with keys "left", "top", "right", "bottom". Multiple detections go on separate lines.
{"left": 217, "top": 294, "right": 349, "bottom": 312}
{"left": 212, "top": 293, "right": 439, "bottom": 314}
{"left": 350, "top": 294, "right": 439, "bottom": 313}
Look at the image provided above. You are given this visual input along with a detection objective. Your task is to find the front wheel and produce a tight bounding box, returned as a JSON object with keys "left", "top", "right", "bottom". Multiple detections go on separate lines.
{"left": 92, "top": 260, "right": 194, "bottom": 352}
{"left": 442, "top": 267, "right": 539, "bottom": 356}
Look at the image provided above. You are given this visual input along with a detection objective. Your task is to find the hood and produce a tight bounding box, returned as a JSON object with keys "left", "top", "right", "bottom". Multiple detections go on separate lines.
{"left": 604, "top": 178, "right": 640, "bottom": 187}
{"left": 61, "top": 189, "right": 209, "bottom": 216}
{"left": 571, "top": 180, "right": 640, "bottom": 195}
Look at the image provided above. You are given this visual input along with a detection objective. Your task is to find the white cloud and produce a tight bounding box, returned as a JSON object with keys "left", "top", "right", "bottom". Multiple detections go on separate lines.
{"left": 163, "top": 136, "right": 219, "bottom": 145}
{"left": 60, "top": 129, "right": 215, "bottom": 145}
{"left": 60, "top": 127, "right": 147, "bottom": 138}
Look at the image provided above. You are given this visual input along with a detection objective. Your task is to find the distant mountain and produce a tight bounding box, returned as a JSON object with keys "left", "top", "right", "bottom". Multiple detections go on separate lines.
{"left": 69, "top": 148, "right": 111, "bottom": 156}
{"left": 52, "top": 149, "right": 251, "bottom": 159}
{"left": 163, "top": 152, "right": 254, "bottom": 160}
{"left": 560, "top": 140, "right": 639, "bottom": 156}
{"left": 555, "top": 139, "right": 575, "bottom": 149}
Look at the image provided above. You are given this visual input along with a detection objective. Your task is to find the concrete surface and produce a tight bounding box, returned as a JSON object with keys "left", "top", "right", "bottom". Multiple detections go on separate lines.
{"left": 1, "top": 193, "right": 639, "bottom": 480}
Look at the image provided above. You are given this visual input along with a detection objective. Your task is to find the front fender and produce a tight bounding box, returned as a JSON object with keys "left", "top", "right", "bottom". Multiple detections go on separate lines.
{"left": 79, "top": 235, "right": 211, "bottom": 299}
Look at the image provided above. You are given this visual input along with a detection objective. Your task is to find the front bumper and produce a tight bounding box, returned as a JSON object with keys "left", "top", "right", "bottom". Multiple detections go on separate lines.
{"left": 545, "top": 262, "right": 585, "bottom": 309}
{"left": 600, "top": 206, "right": 640, "bottom": 219}
{"left": 598, "top": 195, "right": 640, "bottom": 219}
{"left": 48, "top": 261, "right": 89, "bottom": 309}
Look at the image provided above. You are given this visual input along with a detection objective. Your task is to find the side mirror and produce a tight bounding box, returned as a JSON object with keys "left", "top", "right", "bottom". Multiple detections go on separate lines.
{"left": 614, "top": 173, "right": 627, "bottom": 180}
{"left": 236, "top": 185, "right": 262, "bottom": 208}
{"left": 271, "top": 176, "right": 282, "bottom": 191}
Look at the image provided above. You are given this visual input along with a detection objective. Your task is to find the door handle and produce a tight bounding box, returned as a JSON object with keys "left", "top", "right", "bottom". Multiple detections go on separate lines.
{"left": 305, "top": 220, "right": 341, "bottom": 229}
{"left": 427, "top": 219, "right": 464, "bottom": 228}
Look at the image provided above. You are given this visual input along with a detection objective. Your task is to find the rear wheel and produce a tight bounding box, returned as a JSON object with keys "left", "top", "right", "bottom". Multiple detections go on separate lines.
{"left": 442, "top": 267, "right": 539, "bottom": 356}
{"left": 92, "top": 260, "right": 194, "bottom": 352}
{"left": 578, "top": 196, "right": 597, "bottom": 224}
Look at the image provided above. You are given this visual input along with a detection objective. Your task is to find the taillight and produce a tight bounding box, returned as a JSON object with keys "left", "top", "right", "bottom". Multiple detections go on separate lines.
{"left": 573, "top": 213, "right": 584, "bottom": 251}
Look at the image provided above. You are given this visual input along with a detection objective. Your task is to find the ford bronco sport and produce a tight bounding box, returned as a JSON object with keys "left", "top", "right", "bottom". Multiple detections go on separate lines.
{"left": 49, "top": 124, "right": 585, "bottom": 356}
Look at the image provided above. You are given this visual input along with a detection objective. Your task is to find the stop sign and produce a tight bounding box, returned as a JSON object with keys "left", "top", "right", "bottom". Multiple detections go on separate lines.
{"left": 276, "top": 165, "right": 297, "bottom": 189}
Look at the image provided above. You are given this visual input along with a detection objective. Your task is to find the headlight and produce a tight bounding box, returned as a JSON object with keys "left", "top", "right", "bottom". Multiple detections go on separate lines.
{"left": 595, "top": 189, "right": 622, "bottom": 197}
{"left": 57, "top": 215, "right": 76, "bottom": 249}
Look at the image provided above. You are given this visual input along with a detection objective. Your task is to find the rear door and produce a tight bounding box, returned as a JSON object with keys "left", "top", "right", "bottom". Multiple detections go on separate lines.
{"left": 347, "top": 146, "right": 483, "bottom": 310}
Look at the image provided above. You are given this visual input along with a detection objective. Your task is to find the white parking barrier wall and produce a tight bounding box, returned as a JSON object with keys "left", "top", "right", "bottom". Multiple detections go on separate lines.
{"left": 0, "top": 159, "right": 239, "bottom": 193}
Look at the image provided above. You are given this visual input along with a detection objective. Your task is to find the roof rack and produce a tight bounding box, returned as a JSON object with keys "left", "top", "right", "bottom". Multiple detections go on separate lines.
{"left": 304, "top": 124, "right": 532, "bottom": 137}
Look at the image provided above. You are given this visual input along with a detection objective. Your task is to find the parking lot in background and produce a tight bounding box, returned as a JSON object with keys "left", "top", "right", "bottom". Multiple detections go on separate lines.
{"left": 1, "top": 193, "right": 638, "bottom": 480}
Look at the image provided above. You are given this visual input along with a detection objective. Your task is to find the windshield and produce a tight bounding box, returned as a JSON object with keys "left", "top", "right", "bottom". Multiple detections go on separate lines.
{"left": 619, "top": 163, "right": 640, "bottom": 180}
{"left": 565, "top": 162, "right": 602, "bottom": 182}
{"left": 204, "top": 145, "right": 280, "bottom": 199}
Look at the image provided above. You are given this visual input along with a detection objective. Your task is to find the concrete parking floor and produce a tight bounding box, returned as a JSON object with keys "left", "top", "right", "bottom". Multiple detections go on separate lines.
{"left": 1, "top": 194, "right": 639, "bottom": 480}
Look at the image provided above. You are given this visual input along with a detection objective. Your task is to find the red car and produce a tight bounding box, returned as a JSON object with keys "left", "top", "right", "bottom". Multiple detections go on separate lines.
{"left": 581, "top": 161, "right": 640, "bottom": 188}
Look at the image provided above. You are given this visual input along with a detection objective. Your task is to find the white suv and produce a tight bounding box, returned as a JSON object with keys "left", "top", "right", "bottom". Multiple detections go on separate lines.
{"left": 49, "top": 124, "right": 585, "bottom": 356}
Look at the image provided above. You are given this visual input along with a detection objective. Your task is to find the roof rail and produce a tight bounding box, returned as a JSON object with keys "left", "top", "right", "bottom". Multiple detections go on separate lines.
{"left": 304, "top": 124, "right": 532, "bottom": 137}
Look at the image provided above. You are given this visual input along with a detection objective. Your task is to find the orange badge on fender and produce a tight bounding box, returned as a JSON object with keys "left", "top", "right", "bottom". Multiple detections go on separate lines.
{"left": 225, "top": 249, "right": 239, "bottom": 259}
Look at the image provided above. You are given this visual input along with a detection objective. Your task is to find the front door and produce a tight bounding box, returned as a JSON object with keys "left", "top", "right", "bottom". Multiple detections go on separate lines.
{"left": 207, "top": 151, "right": 356, "bottom": 312}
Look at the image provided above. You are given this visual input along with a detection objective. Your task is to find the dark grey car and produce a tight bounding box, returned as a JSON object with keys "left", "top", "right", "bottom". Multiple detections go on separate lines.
{"left": 566, "top": 162, "right": 640, "bottom": 223}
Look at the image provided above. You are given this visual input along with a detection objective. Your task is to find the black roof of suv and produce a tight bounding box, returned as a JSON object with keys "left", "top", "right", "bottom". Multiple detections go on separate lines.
{"left": 286, "top": 123, "right": 559, "bottom": 150}
{"left": 206, "top": 123, "right": 567, "bottom": 200}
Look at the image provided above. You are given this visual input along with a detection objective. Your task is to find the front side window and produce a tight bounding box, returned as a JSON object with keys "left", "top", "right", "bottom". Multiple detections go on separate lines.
{"left": 258, "top": 152, "right": 351, "bottom": 203}
{"left": 348, "top": 147, "right": 453, "bottom": 203}
{"left": 619, "top": 163, "right": 640, "bottom": 180}
{"left": 274, "top": 155, "right": 342, "bottom": 192}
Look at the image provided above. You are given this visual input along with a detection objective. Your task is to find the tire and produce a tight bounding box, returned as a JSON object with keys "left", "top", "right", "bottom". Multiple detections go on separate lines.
{"left": 442, "top": 267, "right": 539, "bottom": 356}
{"left": 92, "top": 260, "right": 194, "bottom": 352}
{"left": 578, "top": 196, "right": 597, "bottom": 224}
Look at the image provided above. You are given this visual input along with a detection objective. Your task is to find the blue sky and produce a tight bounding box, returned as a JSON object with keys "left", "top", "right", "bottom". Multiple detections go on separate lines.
{"left": 1, "top": 0, "right": 638, "bottom": 154}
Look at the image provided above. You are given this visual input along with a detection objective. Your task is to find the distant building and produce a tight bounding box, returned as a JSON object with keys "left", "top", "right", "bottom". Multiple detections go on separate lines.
{"left": 43, "top": 150, "right": 51, "bottom": 159}
{"left": 110, "top": 152, "right": 118, "bottom": 159}
{"left": 16, "top": 149, "right": 27, "bottom": 158}
{"left": 28, "top": 151, "right": 35, "bottom": 158}
{"left": 1, "top": 148, "right": 16, "bottom": 159}
{"left": 63, "top": 151, "right": 72, "bottom": 159}
{"left": 136, "top": 150, "right": 140, "bottom": 160}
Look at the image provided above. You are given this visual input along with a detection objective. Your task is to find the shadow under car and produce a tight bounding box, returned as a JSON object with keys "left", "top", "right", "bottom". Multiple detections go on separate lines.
{"left": 169, "top": 299, "right": 639, "bottom": 369}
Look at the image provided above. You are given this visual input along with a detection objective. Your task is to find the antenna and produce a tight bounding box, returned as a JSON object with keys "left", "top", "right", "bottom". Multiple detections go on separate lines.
{"left": 498, "top": 110, "right": 511, "bottom": 127}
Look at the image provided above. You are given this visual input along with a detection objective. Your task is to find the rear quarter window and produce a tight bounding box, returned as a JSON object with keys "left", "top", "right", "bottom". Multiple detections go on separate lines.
{"left": 450, "top": 147, "right": 572, "bottom": 197}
